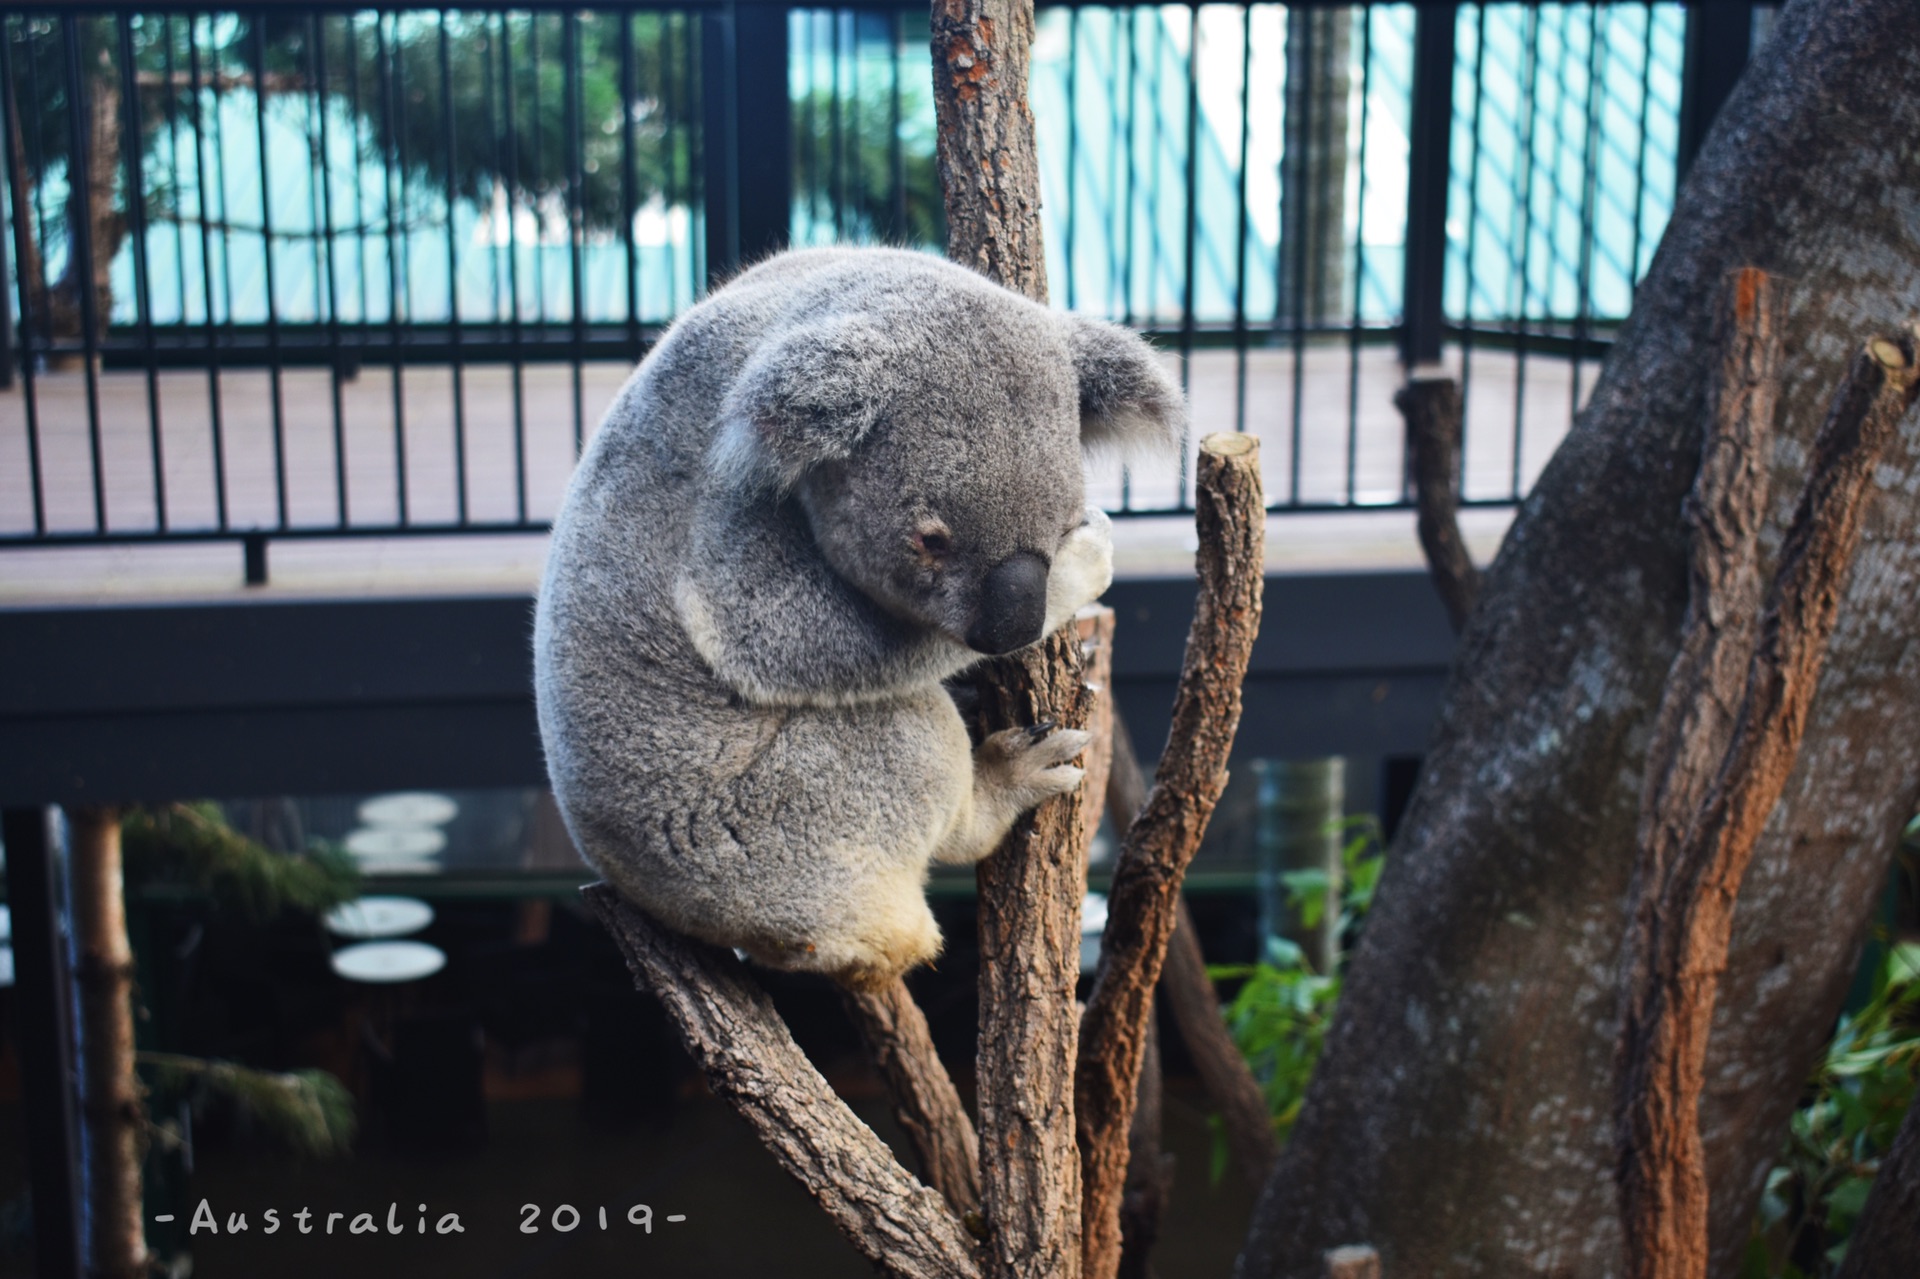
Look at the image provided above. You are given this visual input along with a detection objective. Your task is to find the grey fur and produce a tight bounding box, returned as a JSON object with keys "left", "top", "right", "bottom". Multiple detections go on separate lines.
{"left": 534, "top": 247, "right": 1184, "bottom": 988}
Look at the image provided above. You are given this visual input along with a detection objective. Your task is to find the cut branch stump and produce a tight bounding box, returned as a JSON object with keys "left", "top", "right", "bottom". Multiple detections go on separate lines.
{"left": 1076, "top": 433, "right": 1265, "bottom": 1279}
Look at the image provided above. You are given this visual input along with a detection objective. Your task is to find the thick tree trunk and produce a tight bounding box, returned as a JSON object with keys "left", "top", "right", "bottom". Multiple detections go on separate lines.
{"left": 1239, "top": 2, "right": 1920, "bottom": 1273}
{"left": 69, "top": 805, "right": 148, "bottom": 1279}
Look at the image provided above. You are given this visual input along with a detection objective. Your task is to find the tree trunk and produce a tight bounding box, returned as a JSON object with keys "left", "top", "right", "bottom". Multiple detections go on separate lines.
{"left": 931, "top": 4, "right": 1085, "bottom": 1276}
{"left": 50, "top": 28, "right": 126, "bottom": 351}
{"left": 1239, "top": 2, "right": 1920, "bottom": 1273}
{"left": 68, "top": 805, "right": 149, "bottom": 1279}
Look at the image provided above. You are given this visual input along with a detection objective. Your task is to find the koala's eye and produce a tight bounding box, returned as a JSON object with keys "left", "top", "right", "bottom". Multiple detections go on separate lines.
{"left": 911, "top": 526, "right": 953, "bottom": 562}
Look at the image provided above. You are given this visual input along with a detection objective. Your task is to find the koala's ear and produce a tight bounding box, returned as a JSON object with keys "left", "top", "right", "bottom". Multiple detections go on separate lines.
{"left": 713, "top": 314, "right": 890, "bottom": 490}
{"left": 1066, "top": 314, "right": 1186, "bottom": 454}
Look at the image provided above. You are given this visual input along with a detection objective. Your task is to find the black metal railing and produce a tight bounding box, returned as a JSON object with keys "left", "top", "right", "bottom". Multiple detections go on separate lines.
{"left": 0, "top": 2, "right": 1757, "bottom": 553}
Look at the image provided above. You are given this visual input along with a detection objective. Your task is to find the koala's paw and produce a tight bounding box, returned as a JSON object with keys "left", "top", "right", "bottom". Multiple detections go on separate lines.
{"left": 977, "top": 722, "right": 1092, "bottom": 812}
{"left": 1045, "top": 508, "right": 1115, "bottom": 632}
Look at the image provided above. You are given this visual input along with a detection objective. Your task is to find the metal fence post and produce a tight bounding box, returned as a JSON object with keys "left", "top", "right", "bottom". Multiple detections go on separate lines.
{"left": 702, "top": 2, "right": 791, "bottom": 284}
{"left": 1401, "top": 2, "right": 1457, "bottom": 369}
{"left": 1677, "top": 0, "right": 1756, "bottom": 183}
{"left": 3, "top": 807, "right": 84, "bottom": 1279}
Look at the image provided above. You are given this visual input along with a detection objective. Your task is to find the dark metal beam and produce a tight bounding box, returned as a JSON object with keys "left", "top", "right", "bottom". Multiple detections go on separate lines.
{"left": 0, "top": 573, "right": 1455, "bottom": 804}
{"left": 2, "top": 807, "right": 83, "bottom": 1279}
{"left": 1401, "top": 2, "right": 1457, "bottom": 368}
{"left": 1677, "top": 1, "right": 1755, "bottom": 183}
{"left": 702, "top": 3, "right": 791, "bottom": 283}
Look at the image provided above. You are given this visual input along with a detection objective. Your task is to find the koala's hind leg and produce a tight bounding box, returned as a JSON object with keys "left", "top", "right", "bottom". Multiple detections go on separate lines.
{"left": 931, "top": 724, "right": 1092, "bottom": 866}
{"left": 744, "top": 865, "right": 943, "bottom": 991}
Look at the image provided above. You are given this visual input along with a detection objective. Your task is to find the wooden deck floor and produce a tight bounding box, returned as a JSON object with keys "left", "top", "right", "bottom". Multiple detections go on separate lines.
{"left": 0, "top": 342, "right": 1595, "bottom": 601}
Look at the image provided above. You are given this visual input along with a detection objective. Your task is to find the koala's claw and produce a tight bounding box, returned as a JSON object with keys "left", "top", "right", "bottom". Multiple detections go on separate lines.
{"left": 1025, "top": 720, "right": 1057, "bottom": 740}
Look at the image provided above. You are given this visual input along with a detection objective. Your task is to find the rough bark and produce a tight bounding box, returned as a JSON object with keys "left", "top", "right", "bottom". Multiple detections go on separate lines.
{"left": 845, "top": 980, "right": 984, "bottom": 1223}
{"left": 930, "top": 0, "right": 1047, "bottom": 302}
{"left": 1395, "top": 376, "right": 1481, "bottom": 633}
{"left": 1619, "top": 325, "right": 1916, "bottom": 1275}
{"left": 970, "top": 621, "right": 1091, "bottom": 1279}
{"left": 1240, "top": 2, "right": 1920, "bottom": 1273}
{"left": 1078, "top": 434, "right": 1265, "bottom": 1279}
{"left": 1115, "top": 1007, "right": 1173, "bottom": 1279}
{"left": 69, "top": 804, "right": 148, "bottom": 1279}
{"left": 1835, "top": 1091, "right": 1920, "bottom": 1279}
{"left": 1614, "top": 267, "right": 1783, "bottom": 1277}
{"left": 583, "top": 887, "right": 981, "bottom": 1279}
{"left": 1109, "top": 710, "right": 1278, "bottom": 1190}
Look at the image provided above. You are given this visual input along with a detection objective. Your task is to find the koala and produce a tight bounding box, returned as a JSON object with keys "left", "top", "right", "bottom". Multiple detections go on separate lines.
{"left": 534, "top": 246, "right": 1184, "bottom": 989}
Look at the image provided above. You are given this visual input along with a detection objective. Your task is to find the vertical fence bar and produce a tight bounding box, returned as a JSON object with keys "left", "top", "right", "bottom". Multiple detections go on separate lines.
{"left": 1284, "top": 8, "right": 1312, "bottom": 505}
{"left": 1458, "top": 3, "right": 1486, "bottom": 462}
{"left": 529, "top": 15, "right": 546, "bottom": 320}
{"left": 1572, "top": 3, "right": 1603, "bottom": 416}
{"left": 119, "top": 17, "right": 167, "bottom": 532}
{"left": 847, "top": 11, "right": 862, "bottom": 235}
{"left": 377, "top": 12, "right": 408, "bottom": 524}
{"left": 1346, "top": 5, "right": 1373, "bottom": 505}
{"left": 701, "top": 4, "right": 739, "bottom": 277}
{"left": 564, "top": 9, "right": 586, "bottom": 456}
{"left": 2, "top": 23, "right": 47, "bottom": 534}
{"left": 501, "top": 12, "right": 528, "bottom": 523}
{"left": 441, "top": 10, "right": 469, "bottom": 522}
{"left": 345, "top": 10, "right": 371, "bottom": 327}
{"left": 313, "top": 12, "right": 350, "bottom": 528}
{"left": 161, "top": 17, "right": 190, "bottom": 328}
{"left": 61, "top": 15, "right": 108, "bottom": 534}
{"left": 1402, "top": 1, "right": 1456, "bottom": 369}
{"left": 1231, "top": 3, "right": 1251, "bottom": 435}
{"left": 4, "top": 808, "right": 84, "bottom": 1279}
{"left": 889, "top": 9, "right": 905, "bottom": 243}
{"left": 829, "top": 8, "right": 843, "bottom": 240}
{"left": 251, "top": 18, "right": 288, "bottom": 529}
{"left": 1629, "top": 0, "right": 1654, "bottom": 291}
{"left": 666, "top": 9, "right": 685, "bottom": 310}
{"left": 1179, "top": 0, "right": 1199, "bottom": 410}
{"left": 1510, "top": 6, "right": 1539, "bottom": 500}
{"left": 1676, "top": 0, "right": 1751, "bottom": 184}
{"left": 189, "top": 14, "right": 229, "bottom": 532}
{"left": 621, "top": 10, "right": 641, "bottom": 352}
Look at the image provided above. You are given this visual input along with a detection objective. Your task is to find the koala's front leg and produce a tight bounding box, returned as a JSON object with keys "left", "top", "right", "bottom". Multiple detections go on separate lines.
{"left": 931, "top": 724, "right": 1092, "bottom": 865}
{"left": 1043, "top": 507, "right": 1114, "bottom": 634}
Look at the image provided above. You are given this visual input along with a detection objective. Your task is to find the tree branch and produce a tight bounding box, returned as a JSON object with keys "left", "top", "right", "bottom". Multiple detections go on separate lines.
{"left": 1616, "top": 288, "right": 1920, "bottom": 1277}
{"left": 844, "top": 980, "right": 984, "bottom": 1223}
{"left": 1108, "top": 709, "right": 1278, "bottom": 1191}
{"left": 1115, "top": 1005, "right": 1174, "bottom": 1279}
{"left": 1395, "top": 375, "right": 1479, "bottom": 633}
{"left": 582, "top": 886, "right": 981, "bottom": 1279}
{"left": 930, "top": 0, "right": 1047, "bottom": 302}
{"left": 1076, "top": 433, "right": 1265, "bottom": 1279}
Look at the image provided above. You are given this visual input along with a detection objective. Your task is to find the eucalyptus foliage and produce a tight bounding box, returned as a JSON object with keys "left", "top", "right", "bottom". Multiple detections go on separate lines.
{"left": 1210, "top": 815, "right": 1384, "bottom": 1171}
{"left": 1742, "top": 938, "right": 1920, "bottom": 1277}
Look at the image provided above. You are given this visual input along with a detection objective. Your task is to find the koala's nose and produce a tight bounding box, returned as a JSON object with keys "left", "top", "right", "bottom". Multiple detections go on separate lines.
{"left": 967, "top": 552, "right": 1050, "bottom": 655}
